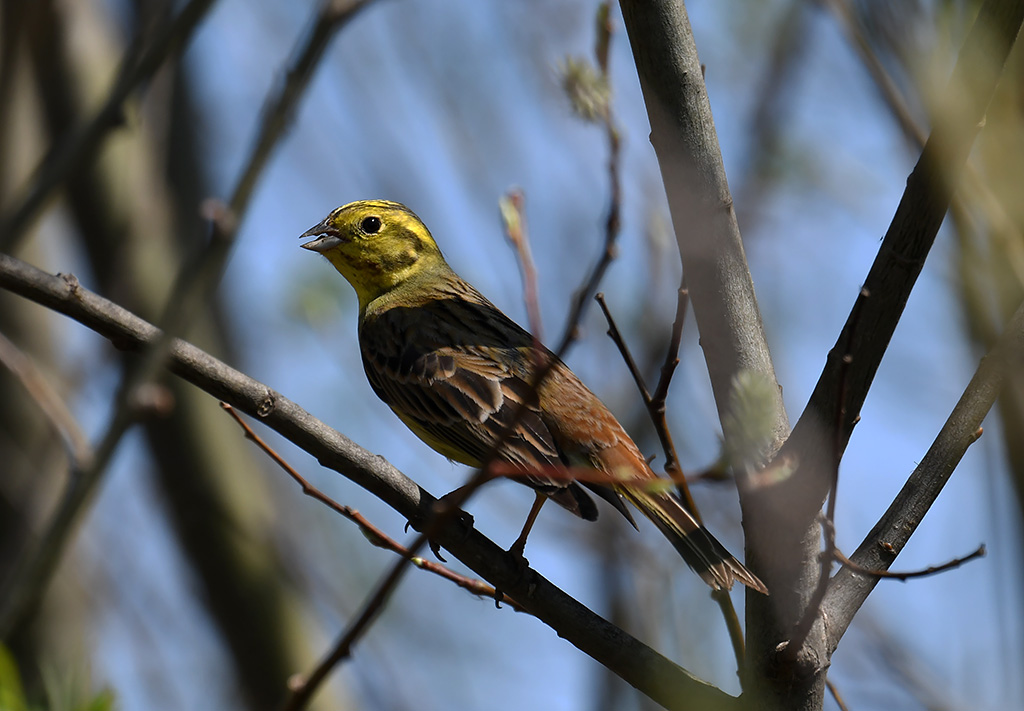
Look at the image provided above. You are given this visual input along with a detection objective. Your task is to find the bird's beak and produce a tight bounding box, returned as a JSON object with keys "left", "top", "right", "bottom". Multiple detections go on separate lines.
{"left": 299, "top": 222, "right": 342, "bottom": 253}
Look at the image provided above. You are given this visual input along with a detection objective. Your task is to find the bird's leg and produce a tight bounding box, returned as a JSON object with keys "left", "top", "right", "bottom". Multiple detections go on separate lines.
{"left": 509, "top": 491, "right": 547, "bottom": 562}
{"left": 435, "top": 485, "right": 476, "bottom": 529}
{"left": 488, "top": 492, "right": 547, "bottom": 606}
{"left": 423, "top": 485, "right": 477, "bottom": 561}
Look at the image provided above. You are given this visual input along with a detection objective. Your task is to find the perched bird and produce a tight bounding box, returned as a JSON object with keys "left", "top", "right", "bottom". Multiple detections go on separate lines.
{"left": 300, "top": 199, "right": 766, "bottom": 593}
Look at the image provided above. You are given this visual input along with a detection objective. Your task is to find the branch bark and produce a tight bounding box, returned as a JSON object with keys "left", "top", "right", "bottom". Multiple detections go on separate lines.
{"left": 617, "top": 1, "right": 789, "bottom": 458}
{"left": 616, "top": 3, "right": 801, "bottom": 708}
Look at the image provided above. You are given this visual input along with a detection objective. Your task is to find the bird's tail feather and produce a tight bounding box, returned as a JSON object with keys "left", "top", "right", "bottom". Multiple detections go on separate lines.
{"left": 622, "top": 489, "right": 768, "bottom": 594}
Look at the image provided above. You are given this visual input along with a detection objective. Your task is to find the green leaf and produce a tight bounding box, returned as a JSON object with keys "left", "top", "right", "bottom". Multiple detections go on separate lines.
{"left": 0, "top": 644, "right": 28, "bottom": 711}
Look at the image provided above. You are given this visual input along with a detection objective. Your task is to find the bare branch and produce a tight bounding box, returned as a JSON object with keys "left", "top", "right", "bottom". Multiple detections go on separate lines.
{"left": 822, "top": 297, "right": 1024, "bottom": 649}
{"left": 825, "top": 679, "right": 850, "bottom": 711}
{"left": 618, "top": 0, "right": 789, "bottom": 461}
{"left": 617, "top": 1, "right": 792, "bottom": 704}
{"left": 783, "top": 289, "right": 868, "bottom": 660}
{"left": 595, "top": 295, "right": 748, "bottom": 678}
{"left": 500, "top": 189, "right": 544, "bottom": 343}
{"left": 780, "top": 0, "right": 1024, "bottom": 522}
{"left": 832, "top": 543, "right": 986, "bottom": 582}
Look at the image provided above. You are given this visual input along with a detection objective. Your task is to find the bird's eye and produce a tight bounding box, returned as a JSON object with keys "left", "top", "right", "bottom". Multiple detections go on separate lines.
{"left": 361, "top": 216, "right": 382, "bottom": 234}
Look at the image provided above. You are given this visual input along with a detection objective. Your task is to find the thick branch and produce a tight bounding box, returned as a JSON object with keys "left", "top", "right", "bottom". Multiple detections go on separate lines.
{"left": 0, "top": 253, "right": 736, "bottom": 711}
{"left": 617, "top": 3, "right": 801, "bottom": 708}
{"left": 617, "top": 0, "right": 789, "bottom": 460}
{"left": 822, "top": 299, "right": 1024, "bottom": 647}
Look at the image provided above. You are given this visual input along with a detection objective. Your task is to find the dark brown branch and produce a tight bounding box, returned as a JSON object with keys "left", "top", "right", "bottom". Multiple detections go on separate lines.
{"left": 651, "top": 282, "right": 689, "bottom": 409}
{"left": 832, "top": 544, "right": 986, "bottom": 582}
{"left": 0, "top": 257, "right": 738, "bottom": 710}
{"left": 783, "top": 289, "right": 868, "bottom": 660}
{"left": 822, "top": 296, "right": 1024, "bottom": 650}
{"left": 594, "top": 291, "right": 698, "bottom": 512}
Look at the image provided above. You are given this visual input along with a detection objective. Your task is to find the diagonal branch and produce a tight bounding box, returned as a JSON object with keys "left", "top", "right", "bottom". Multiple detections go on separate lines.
{"left": 0, "top": 252, "right": 738, "bottom": 711}
{"left": 822, "top": 297, "right": 1024, "bottom": 648}
{"left": 780, "top": 0, "right": 1024, "bottom": 518}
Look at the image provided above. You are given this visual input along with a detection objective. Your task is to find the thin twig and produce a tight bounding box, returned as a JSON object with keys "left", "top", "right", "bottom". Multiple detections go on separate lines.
{"left": 651, "top": 281, "right": 699, "bottom": 513}
{"left": 594, "top": 292, "right": 699, "bottom": 512}
{"left": 554, "top": 6, "right": 621, "bottom": 357}
{"left": 651, "top": 281, "right": 688, "bottom": 407}
{"left": 220, "top": 403, "right": 524, "bottom": 611}
{"left": 596, "top": 277, "right": 747, "bottom": 679}
{"left": 833, "top": 544, "right": 985, "bottom": 582}
{"left": 0, "top": 329, "right": 92, "bottom": 468}
{"left": 784, "top": 288, "right": 869, "bottom": 662}
{"left": 500, "top": 189, "right": 544, "bottom": 345}
{"left": 825, "top": 678, "right": 851, "bottom": 711}
{"left": 595, "top": 292, "right": 652, "bottom": 402}
{"left": 0, "top": 0, "right": 217, "bottom": 251}
{"left": 282, "top": 538, "right": 414, "bottom": 711}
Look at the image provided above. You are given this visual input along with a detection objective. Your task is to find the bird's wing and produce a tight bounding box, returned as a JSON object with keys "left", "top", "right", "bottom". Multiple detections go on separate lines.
{"left": 358, "top": 300, "right": 597, "bottom": 516}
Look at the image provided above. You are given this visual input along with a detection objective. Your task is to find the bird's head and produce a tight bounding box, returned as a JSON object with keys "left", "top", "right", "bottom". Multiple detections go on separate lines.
{"left": 300, "top": 200, "right": 446, "bottom": 309}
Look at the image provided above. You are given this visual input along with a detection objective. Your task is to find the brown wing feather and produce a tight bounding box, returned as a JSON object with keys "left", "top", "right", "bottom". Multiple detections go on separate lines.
{"left": 359, "top": 288, "right": 602, "bottom": 518}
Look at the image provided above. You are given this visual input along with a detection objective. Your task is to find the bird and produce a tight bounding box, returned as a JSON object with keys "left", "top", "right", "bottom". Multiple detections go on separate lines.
{"left": 300, "top": 199, "right": 766, "bottom": 594}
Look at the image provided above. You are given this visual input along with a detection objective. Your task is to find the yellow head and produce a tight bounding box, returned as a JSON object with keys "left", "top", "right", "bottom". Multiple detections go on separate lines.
{"left": 300, "top": 200, "right": 446, "bottom": 311}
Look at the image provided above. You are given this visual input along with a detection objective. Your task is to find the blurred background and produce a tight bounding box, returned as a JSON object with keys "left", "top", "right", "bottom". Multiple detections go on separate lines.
{"left": 0, "top": 0, "right": 1022, "bottom": 709}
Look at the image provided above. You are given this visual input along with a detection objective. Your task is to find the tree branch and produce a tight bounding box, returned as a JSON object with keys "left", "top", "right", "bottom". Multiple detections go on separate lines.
{"left": 616, "top": 1, "right": 796, "bottom": 706}
{"left": 0, "top": 252, "right": 738, "bottom": 711}
{"left": 822, "top": 297, "right": 1024, "bottom": 648}
{"left": 617, "top": 0, "right": 789, "bottom": 461}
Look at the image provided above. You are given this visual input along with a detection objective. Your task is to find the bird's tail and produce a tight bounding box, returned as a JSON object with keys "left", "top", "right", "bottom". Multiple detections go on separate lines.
{"left": 620, "top": 487, "right": 768, "bottom": 594}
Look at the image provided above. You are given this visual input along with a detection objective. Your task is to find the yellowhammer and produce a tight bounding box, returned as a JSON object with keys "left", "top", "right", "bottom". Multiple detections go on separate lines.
{"left": 300, "top": 199, "right": 765, "bottom": 593}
